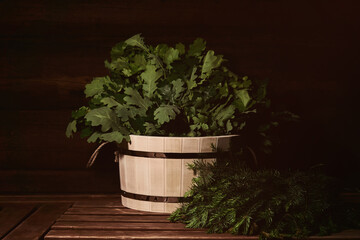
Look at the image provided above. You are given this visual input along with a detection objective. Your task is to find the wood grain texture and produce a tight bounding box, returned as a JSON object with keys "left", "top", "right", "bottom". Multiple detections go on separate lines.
{"left": 57, "top": 214, "right": 171, "bottom": 223}
{"left": 0, "top": 194, "right": 122, "bottom": 203}
{"left": 45, "top": 230, "right": 256, "bottom": 240}
{"left": 45, "top": 229, "right": 360, "bottom": 240}
{"left": 0, "top": 110, "right": 92, "bottom": 169}
{"left": 0, "top": 0, "right": 359, "bottom": 194}
{"left": 0, "top": 110, "right": 119, "bottom": 170}
{"left": 51, "top": 222, "right": 193, "bottom": 231}
{"left": 73, "top": 201, "right": 124, "bottom": 208}
{"left": 46, "top": 197, "right": 257, "bottom": 239}
{"left": 64, "top": 207, "right": 169, "bottom": 216}
{"left": 307, "top": 230, "right": 360, "bottom": 240}
{"left": 0, "top": 205, "right": 36, "bottom": 238}
{"left": 0, "top": 170, "right": 120, "bottom": 193}
{"left": 0, "top": 77, "right": 89, "bottom": 110}
{"left": 0, "top": 195, "right": 358, "bottom": 240}
{"left": 3, "top": 204, "right": 70, "bottom": 240}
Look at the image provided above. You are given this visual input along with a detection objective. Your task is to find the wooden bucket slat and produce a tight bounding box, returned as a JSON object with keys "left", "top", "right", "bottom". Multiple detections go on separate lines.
{"left": 119, "top": 135, "right": 236, "bottom": 213}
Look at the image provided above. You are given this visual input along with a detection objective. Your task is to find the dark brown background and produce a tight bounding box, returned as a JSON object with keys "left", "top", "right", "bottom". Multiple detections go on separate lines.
{"left": 1, "top": 0, "right": 359, "bottom": 193}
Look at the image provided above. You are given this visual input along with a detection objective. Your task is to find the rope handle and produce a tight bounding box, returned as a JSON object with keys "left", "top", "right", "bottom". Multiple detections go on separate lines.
{"left": 86, "top": 142, "right": 108, "bottom": 168}
{"left": 86, "top": 142, "right": 124, "bottom": 167}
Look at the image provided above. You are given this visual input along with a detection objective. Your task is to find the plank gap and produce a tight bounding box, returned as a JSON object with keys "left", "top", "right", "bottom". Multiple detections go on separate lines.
{"left": 0, "top": 205, "right": 38, "bottom": 239}
{"left": 3, "top": 204, "right": 71, "bottom": 240}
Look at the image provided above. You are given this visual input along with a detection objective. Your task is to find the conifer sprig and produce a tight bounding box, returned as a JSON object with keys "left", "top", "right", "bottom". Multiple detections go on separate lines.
{"left": 169, "top": 156, "right": 360, "bottom": 239}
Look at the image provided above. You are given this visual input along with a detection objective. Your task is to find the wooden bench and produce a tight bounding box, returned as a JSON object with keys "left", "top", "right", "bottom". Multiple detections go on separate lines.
{"left": 0, "top": 195, "right": 359, "bottom": 240}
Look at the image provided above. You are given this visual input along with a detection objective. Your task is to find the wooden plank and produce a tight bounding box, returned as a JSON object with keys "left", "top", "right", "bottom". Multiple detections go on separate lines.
{"left": 3, "top": 204, "right": 70, "bottom": 240}
{"left": 0, "top": 36, "right": 339, "bottom": 79}
{"left": 51, "top": 221, "right": 195, "bottom": 231}
{"left": 45, "top": 229, "right": 254, "bottom": 240}
{"left": 0, "top": 194, "right": 121, "bottom": 203}
{"left": 73, "top": 201, "right": 124, "bottom": 208}
{"left": 0, "top": 1, "right": 352, "bottom": 79}
{"left": 44, "top": 229, "right": 360, "bottom": 240}
{"left": 0, "top": 170, "right": 120, "bottom": 194}
{"left": 65, "top": 207, "right": 169, "bottom": 216}
{"left": 0, "top": 0, "right": 294, "bottom": 27}
{"left": 0, "top": 43, "right": 271, "bottom": 79}
{"left": 341, "top": 193, "right": 360, "bottom": 203}
{"left": 57, "top": 215, "right": 170, "bottom": 223}
{"left": 0, "top": 110, "right": 93, "bottom": 169}
{"left": 1, "top": 0, "right": 358, "bottom": 38}
{"left": 0, "top": 77, "right": 88, "bottom": 110}
{"left": 308, "top": 229, "right": 360, "bottom": 239}
{"left": 0, "top": 205, "right": 35, "bottom": 239}
{"left": 0, "top": 111, "right": 119, "bottom": 170}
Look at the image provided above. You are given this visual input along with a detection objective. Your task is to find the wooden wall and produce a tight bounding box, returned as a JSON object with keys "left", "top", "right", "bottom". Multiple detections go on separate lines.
{"left": 1, "top": 0, "right": 359, "bottom": 193}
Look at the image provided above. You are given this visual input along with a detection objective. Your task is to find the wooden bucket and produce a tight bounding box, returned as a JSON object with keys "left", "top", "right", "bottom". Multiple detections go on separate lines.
{"left": 118, "top": 135, "right": 236, "bottom": 213}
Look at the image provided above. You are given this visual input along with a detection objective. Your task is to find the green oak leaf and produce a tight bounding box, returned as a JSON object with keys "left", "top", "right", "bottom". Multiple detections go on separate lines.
{"left": 201, "top": 123, "right": 209, "bottom": 131}
{"left": 163, "top": 48, "right": 180, "bottom": 69}
{"left": 238, "top": 122, "right": 246, "bottom": 130}
{"left": 214, "top": 105, "right": 235, "bottom": 127}
{"left": 124, "top": 33, "right": 148, "bottom": 51}
{"left": 65, "top": 120, "right": 77, "bottom": 138}
{"left": 122, "top": 68, "right": 132, "bottom": 77}
{"left": 187, "top": 38, "right": 206, "bottom": 57}
{"left": 85, "top": 107, "right": 120, "bottom": 132}
{"left": 67, "top": 35, "right": 275, "bottom": 143}
{"left": 219, "top": 82, "right": 229, "bottom": 96}
{"left": 224, "top": 67, "right": 239, "bottom": 81}
{"left": 171, "top": 78, "right": 185, "bottom": 99}
{"left": 194, "top": 97, "right": 205, "bottom": 109}
{"left": 80, "top": 127, "right": 93, "bottom": 138}
{"left": 110, "top": 42, "right": 126, "bottom": 60}
{"left": 115, "top": 104, "right": 146, "bottom": 122}
{"left": 99, "top": 131, "right": 129, "bottom": 144}
{"left": 101, "top": 97, "right": 120, "bottom": 108}
{"left": 89, "top": 96, "right": 102, "bottom": 107}
{"left": 193, "top": 114, "right": 207, "bottom": 124}
{"left": 133, "top": 54, "right": 147, "bottom": 71}
{"left": 129, "top": 106, "right": 147, "bottom": 118}
{"left": 124, "top": 88, "right": 151, "bottom": 110}
{"left": 190, "top": 124, "right": 200, "bottom": 131}
{"left": 71, "top": 106, "right": 88, "bottom": 120}
{"left": 105, "top": 57, "right": 128, "bottom": 71}
{"left": 84, "top": 76, "right": 112, "bottom": 97}
{"left": 186, "top": 67, "right": 198, "bottom": 90}
{"left": 158, "top": 85, "right": 172, "bottom": 101}
{"left": 234, "top": 100, "right": 245, "bottom": 112}
{"left": 175, "top": 43, "right": 185, "bottom": 55}
{"left": 141, "top": 65, "right": 162, "bottom": 98}
{"left": 256, "top": 82, "right": 267, "bottom": 101}
{"left": 226, "top": 120, "right": 233, "bottom": 132}
{"left": 236, "top": 89, "right": 251, "bottom": 107}
{"left": 154, "top": 105, "right": 180, "bottom": 124}
{"left": 148, "top": 53, "right": 165, "bottom": 70}
{"left": 115, "top": 104, "right": 131, "bottom": 121}
{"left": 87, "top": 132, "right": 101, "bottom": 143}
{"left": 155, "top": 44, "right": 169, "bottom": 58}
{"left": 201, "top": 50, "right": 223, "bottom": 79}
{"left": 144, "top": 122, "right": 157, "bottom": 135}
